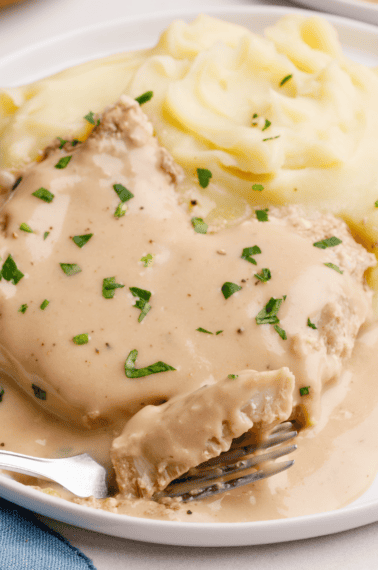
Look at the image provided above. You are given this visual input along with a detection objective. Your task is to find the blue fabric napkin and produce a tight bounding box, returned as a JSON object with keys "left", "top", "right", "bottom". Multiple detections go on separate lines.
{"left": 0, "top": 498, "right": 96, "bottom": 569}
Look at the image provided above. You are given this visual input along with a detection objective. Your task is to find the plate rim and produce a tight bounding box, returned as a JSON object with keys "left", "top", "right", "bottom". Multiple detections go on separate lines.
{"left": 1, "top": 4, "right": 378, "bottom": 546}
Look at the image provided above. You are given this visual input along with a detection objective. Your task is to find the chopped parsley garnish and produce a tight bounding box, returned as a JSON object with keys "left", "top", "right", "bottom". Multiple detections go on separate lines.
{"left": 43, "top": 231, "right": 50, "bottom": 240}
{"left": 32, "top": 187, "right": 54, "bottom": 203}
{"left": 60, "top": 263, "right": 82, "bottom": 276}
{"left": 19, "top": 223, "right": 33, "bottom": 233}
{"left": 375, "top": 200, "right": 378, "bottom": 208}
{"left": 102, "top": 277, "right": 125, "bottom": 299}
{"left": 300, "top": 386, "right": 310, "bottom": 396}
{"left": 197, "top": 168, "right": 212, "bottom": 189}
{"left": 253, "top": 113, "right": 258, "bottom": 119}
{"left": 84, "top": 111, "right": 100, "bottom": 125}
{"left": 313, "top": 236, "right": 342, "bottom": 249}
{"left": 216, "top": 330, "right": 223, "bottom": 335}
{"left": 221, "top": 282, "right": 242, "bottom": 299}
{"left": 0, "top": 387, "right": 3, "bottom": 402}
{"left": 135, "top": 91, "right": 154, "bottom": 105}
{"left": 1, "top": 255, "right": 24, "bottom": 284}
{"left": 262, "top": 119, "right": 271, "bottom": 131}
{"left": 196, "top": 327, "right": 213, "bottom": 334}
{"left": 12, "top": 177, "right": 22, "bottom": 191}
{"left": 32, "top": 384, "right": 46, "bottom": 400}
{"left": 263, "top": 135, "right": 280, "bottom": 142}
{"left": 307, "top": 318, "right": 317, "bottom": 330}
{"left": 280, "top": 74, "right": 293, "bottom": 86}
{"left": 256, "top": 297, "right": 283, "bottom": 325}
{"left": 72, "top": 234, "right": 93, "bottom": 248}
{"left": 73, "top": 333, "right": 89, "bottom": 345}
{"left": 254, "top": 268, "right": 271, "bottom": 282}
{"left": 228, "top": 374, "right": 238, "bottom": 379}
{"left": 256, "top": 208, "right": 269, "bottom": 222}
{"left": 113, "top": 183, "right": 134, "bottom": 203}
{"left": 57, "top": 137, "right": 68, "bottom": 149}
{"left": 191, "top": 217, "right": 208, "bottom": 234}
{"left": 71, "top": 139, "right": 81, "bottom": 147}
{"left": 324, "top": 262, "right": 343, "bottom": 274}
{"left": 241, "top": 245, "right": 261, "bottom": 265}
{"left": 141, "top": 254, "right": 154, "bottom": 267}
{"left": 274, "top": 324, "right": 287, "bottom": 340}
{"left": 55, "top": 156, "right": 72, "bottom": 169}
{"left": 130, "top": 287, "right": 151, "bottom": 322}
{"left": 40, "top": 299, "right": 49, "bottom": 310}
{"left": 18, "top": 304, "right": 28, "bottom": 314}
{"left": 124, "top": 349, "right": 175, "bottom": 378}
{"left": 252, "top": 183, "right": 264, "bottom": 191}
{"left": 114, "top": 202, "right": 127, "bottom": 218}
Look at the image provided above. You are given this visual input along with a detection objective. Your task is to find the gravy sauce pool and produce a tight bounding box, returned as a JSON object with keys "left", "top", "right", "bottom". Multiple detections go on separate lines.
{"left": 0, "top": 97, "right": 377, "bottom": 523}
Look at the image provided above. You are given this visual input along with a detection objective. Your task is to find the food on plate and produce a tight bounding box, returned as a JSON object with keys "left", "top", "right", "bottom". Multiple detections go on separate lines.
{"left": 1, "top": 14, "right": 378, "bottom": 523}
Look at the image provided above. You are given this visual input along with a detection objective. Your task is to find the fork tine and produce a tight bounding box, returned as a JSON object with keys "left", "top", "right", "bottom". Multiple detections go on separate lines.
{"left": 188, "top": 426, "right": 297, "bottom": 475}
{"left": 160, "top": 443, "right": 297, "bottom": 497}
{"left": 163, "top": 459, "right": 295, "bottom": 503}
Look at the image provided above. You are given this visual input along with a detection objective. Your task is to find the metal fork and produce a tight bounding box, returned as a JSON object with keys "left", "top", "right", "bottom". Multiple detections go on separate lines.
{"left": 154, "top": 422, "right": 297, "bottom": 502}
{"left": 0, "top": 450, "right": 108, "bottom": 498}
{"left": 0, "top": 422, "right": 296, "bottom": 502}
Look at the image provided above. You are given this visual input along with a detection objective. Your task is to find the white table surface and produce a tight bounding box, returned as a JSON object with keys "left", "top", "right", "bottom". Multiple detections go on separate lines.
{"left": 1, "top": 0, "right": 378, "bottom": 568}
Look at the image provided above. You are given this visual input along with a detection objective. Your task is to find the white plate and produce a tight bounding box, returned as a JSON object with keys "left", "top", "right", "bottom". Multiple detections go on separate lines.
{"left": 1, "top": 6, "right": 378, "bottom": 547}
{"left": 293, "top": 0, "right": 378, "bottom": 27}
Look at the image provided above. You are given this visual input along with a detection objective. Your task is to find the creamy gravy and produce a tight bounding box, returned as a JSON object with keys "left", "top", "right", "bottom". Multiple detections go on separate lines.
{"left": 0, "top": 97, "right": 377, "bottom": 523}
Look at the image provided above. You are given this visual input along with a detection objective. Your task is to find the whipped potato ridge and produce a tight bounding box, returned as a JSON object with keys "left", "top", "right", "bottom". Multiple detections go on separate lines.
{"left": 0, "top": 14, "right": 378, "bottom": 523}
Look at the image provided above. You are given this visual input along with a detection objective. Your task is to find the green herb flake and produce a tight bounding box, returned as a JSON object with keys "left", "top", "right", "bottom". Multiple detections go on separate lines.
{"left": 18, "top": 304, "right": 28, "bottom": 314}
{"left": 256, "top": 208, "right": 269, "bottom": 222}
{"left": 221, "top": 282, "right": 242, "bottom": 300}
{"left": 43, "top": 231, "right": 50, "bottom": 240}
{"left": 60, "top": 263, "right": 82, "bottom": 276}
{"left": 135, "top": 91, "right": 154, "bottom": 105}
{"left": 241, "top": 245, "right": 261, "bottom": 265}
{"left": 40, "top": 299, "right": 49, "bottom": 310}
{"left": 252, "top": 183, "right": 264, "bottom": 192}
{"left": 141, "top": 254, "right": 154, "bottom": 267}
{"left": 375, "top": 200, "right": 378, "bottom": 208}
{"left": 254, "top": 268, "right": 271, "bottom": 283}
{"left": 262, "top": 135, "right": 280, "bottom": 142}
{"left": 114, "top": 202, "right": 127, "bottom": 218}
{"left": 256, "top": 297, "right": 283, "bottom": 325}
{"left": 280, "top": 74, "right": 293, "bottom": 86}
{"left": 307, "top": 318, "right": 317, "bottom": 330}
{"left": 124, "top": 349, "right": 175, "bottom": 378}
{"left": 32, "top": 384, "right": 46, "bottom": 400}
{"left": 57, "top": 137, "right": 68, "bottom": 149}
{"left": 32, "top": 187, "right": 54, "bottom": 203}
{"left": 84, "top": 111, "right": 99, "bottom": 125}
{"left": 196, "top": 327, "right": 213, "bottom": 334}
{"left": 197, "top": 168, "right": 212, "bottom": 189}
{"left": 300, "top": 386, "right": 310, "bottom": 396}
{"left": 262, "top": 119, "right": 271, "bottom": 132}
{"left": 130, "top": 287, "right": 151, "bottom": 322}
{"left": 324, "top": 262, "right": 343, "bottom": 274}
{"left": 313, "top": 236, "right": 342, "bottom": 249}
{"left": 216, "top": 330, "right": 223, "bottom": 335}
{"left": 113, "top": 183, "right": 134, "bottom": 203}
{"left": 55, "top": 156, "right": 72, "bottom": 169}
{"left": 252, "top": 113, "right": 258, "bottom": 119}
{"left": 1, "top": 254, "right": 24, "bottom": 285}
{"left": 0, "top": 387, "right": 3, "bottom": 402}
{"left": 71, "top": 139, "right": 81, "bottom": 147}
{"left": 73, "top": 333, "right": 89, "bottom": 345}
{"left": 191, "top": 217, "right": 208, "bottom": 234}
{"left": 102, "top": 277, "right": 125, "bottom": 299}
{"left": 72, "top": 234, "right": 93, "bottom": 248}
{"left": 274, "top": 324, "right": 287, "bottom": 340}
{"left": 19, "top": 223, "right": 33, "bottom": 233}
{"left": 12, "top": 177, "right": 22, "bottom": 191}
{"left": 228, "top": 374, "right": 238, "bottom": 380}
